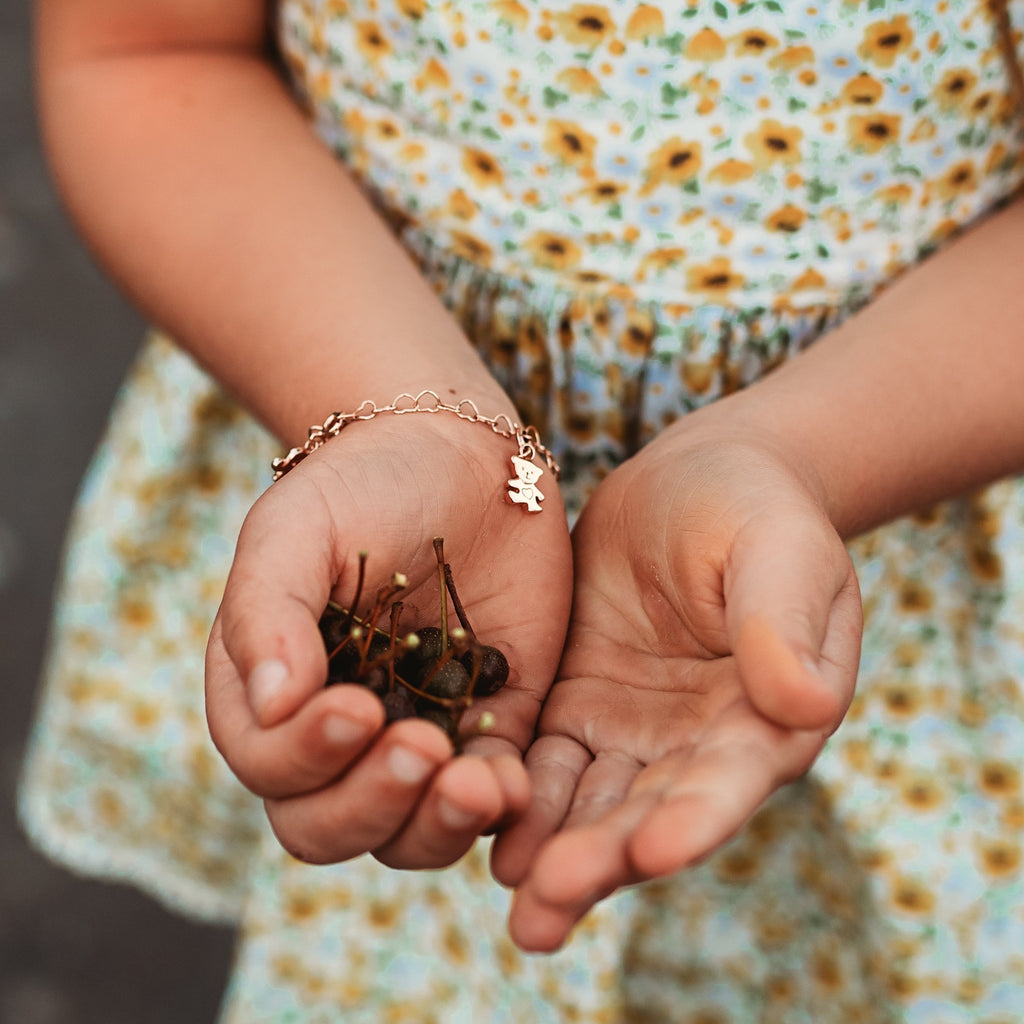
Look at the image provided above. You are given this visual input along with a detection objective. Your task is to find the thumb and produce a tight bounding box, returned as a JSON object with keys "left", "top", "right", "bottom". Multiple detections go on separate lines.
{"left": 725, "top": 514, "right": 861, "bottom": 732}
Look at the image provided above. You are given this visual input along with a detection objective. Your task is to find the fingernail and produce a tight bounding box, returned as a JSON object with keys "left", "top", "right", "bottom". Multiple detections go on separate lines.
{"left": 323, "top": 714, "right": 369, "bottom": 747}
{"left": 387, "top": 746, "right": 435, "bottom": 785}
{"left": 438, "top": 797, "right": 478, "bottom": 831}
{"left": 249, "top": 659, "right": 289, "bottom": 721}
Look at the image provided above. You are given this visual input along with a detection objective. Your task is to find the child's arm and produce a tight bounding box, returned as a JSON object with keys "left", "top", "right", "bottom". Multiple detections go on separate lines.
{"left": 493, "top": 195, "right": 1024, "bottom": 951}
{"left": 37, "top": 0, "right": 574, "bottom": 868}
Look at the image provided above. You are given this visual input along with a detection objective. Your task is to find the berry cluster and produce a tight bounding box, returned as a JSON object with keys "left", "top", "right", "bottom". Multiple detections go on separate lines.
{"left": 319, "top": 538, "right": 509, "bottom": 743}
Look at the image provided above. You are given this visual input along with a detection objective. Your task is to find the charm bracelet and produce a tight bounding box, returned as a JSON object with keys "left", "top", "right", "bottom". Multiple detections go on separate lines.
{"left": 271, "top": 391, "right": 560, "bottom": 513}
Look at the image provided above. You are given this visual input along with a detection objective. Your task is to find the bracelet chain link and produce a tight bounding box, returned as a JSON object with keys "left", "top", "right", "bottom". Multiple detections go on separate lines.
{"left": 271, "top": 390, "right": 560, "bottom": 513}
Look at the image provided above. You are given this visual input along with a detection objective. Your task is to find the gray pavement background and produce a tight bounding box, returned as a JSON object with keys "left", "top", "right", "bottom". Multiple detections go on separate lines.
{"left": 1, "top": 3, "right": 236, "bottom": 1021}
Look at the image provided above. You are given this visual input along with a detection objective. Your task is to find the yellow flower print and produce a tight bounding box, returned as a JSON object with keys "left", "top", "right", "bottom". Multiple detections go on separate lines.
{"left": 524, "top": 231, "right": 583, "bottom": 270}
{"left": 637, "top": 245, "right": 687, "bottom": 280}
{"left": 444, "top": 188, "right": 478, "bottom": 221}
{"left": 714, "top": 846, "right": 761, "bottom": 884}
{"left": 624, "top": 4, "right": 664, "bottom": 41}
{"left": 890, "top": 875, "right": 936, "bottom": 915}
{"left": 687, "top": 71, "right": 721, "bottom": 114}
{"left": 978, "top": 838, "right": 1022, "bottom": 879}
{"left": 556, "top": 67, "right": 604, "bottom": 95}
{"left": 934, "top": 159, "right": 978, "bottom": 200}
{"left": 901, "top": 774, "right": 944, "bottom": 811}
{"left": 448, "top": 229, "right": 493, "bottom": 265}
{"left": 462, "top": 147, "right": 504, "bottom": 188}
{"left": 399, "top": 141, "right": 426, "bottom": 163}
{"left": 354, "top": 21, "right": 391, "bottom": 63}
{"left": 812, "top": 950, "right": 844, "bottom": 993}
{"left": 681, "top": 361, "right": 716, "bottom": 394}
{"left": 789, "top": 267, "right": 827, "bottom": 292}
{"left": 639, "top": 136, "right": 702, "bottom": 195}
{"left": 1002, "top": 802, "right": 1024, "bottom": 830}
{"left": 732, "top": 28, "right": 779, "bottom": 56}
{"left": 770, "top": 44, "right": 814, "bottom": 71}
{"left": 898, "top": 578, "right": 933, "bottom": 611}
{"left": 544, "top": 120, "right": 598, "bottom": 169}
{"left": 908, "top": 116, "right": 936, "bottom": 142}
{"left": 285, "top": 890, "right": 322, "bottom": 924}
{"left": 934, "top": 67, "right": 978, "bottom": 110}
{"left": 442, "top": 923, "right": 469, "bottom": 964}
{"left": 620, "top": 308, "right": 656, "bottom": 356}
{"left": 686, "top": 256, "right": 744, "bottom": 297}
{"left": 579, "top": 179, "right": 627, "bottom": 203}
{"left": 708, "top": 158, "right": 755, "bottom": 184}
{"left": 93, "top": 785, "right": 133, "bottom": 831}
{"left": 858, "top": 15, "right": 914, "bottom": 69}
{"left": 367, "top": 900, "right": 400, "bottom": 928}
{"left": 980, "top": 760, "right": 1021, "bottom": 798}
{"left": 491, "top": 0, "right": 529, "bottom": 30}
{"left": 396, "top": 0, "right": 425, "bottom": 19}
{"left": 847, "top": 112, "right": 902, "bottom": 153}
{"left": 572, "top": 268, "right": 614, "bottom": 291}
{"left": 842, "top": 72, "right": 884, "bottom": 106}
{"left": 555, "top": 4, "right": 615, "bottom": 48}
{"left": 765, "top": 204, "right": 807, "bottom": 233}
{"left": 416, "top": 58, "right": 450, "bottom": 92}
{"left": 565, "top": 406, "right": 598, "bottom": 443}
{"left": 881, "top": 680, "right": 924, "bottom": 717}
{"left": 970, "top": 90, "right": 997, "bottom": 118}
{"left": 373, "top": 117, "right": 401, "bottom": 142}
{"left": 875, "top": 183, "right": 914, "bottom": 205}
{"left": 744, "top": 119, "right": 803, "bottom": 168}
{"left": 685, "top": 27, "right": 727, "bottom": 61}
{"left": 968, "top": 540, "right": 1002, "bottom": 580}
{"left": 118, "top": 594, "right": 156, "bottom": 629}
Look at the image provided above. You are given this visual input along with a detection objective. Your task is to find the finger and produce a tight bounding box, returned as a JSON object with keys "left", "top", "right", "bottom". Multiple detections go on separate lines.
{"left": 460, "top": 733, "right": 532, "bottom": 832}
{"left": 627, "top": 720, "right": 823, "bottom": 878}
{"left": 215, "top": 474, "right": 352, "bottom": 728}
{"left": 558, "top": 751, "right": 642, "bottom": 831}
{"left": 508, "top": 789, "right": 657, "bottom": 953}
{"left": 372, "top": 754, "right": 508, "bottom": 869}
{"left": 490, "top": 735, "right": 592, "bottom": 887}
{"left": 264, "top": 718, "right": 452, "bottom": 864}
{"left": 207, "top": 632, "right": 385, "bottom": 797}
{"left": 726, "top": 514, "right": 859, "bottom": 730}
{"left": 509, "top": 715, "right": 824, "bottom": 952}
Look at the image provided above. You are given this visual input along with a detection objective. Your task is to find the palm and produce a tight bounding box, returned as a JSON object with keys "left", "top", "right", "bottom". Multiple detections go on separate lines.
{"left": 492, "top": 434, "right": 862, "bottom": 951}
{"left": 206, "top": 412, "right": 573, "bottom": 869}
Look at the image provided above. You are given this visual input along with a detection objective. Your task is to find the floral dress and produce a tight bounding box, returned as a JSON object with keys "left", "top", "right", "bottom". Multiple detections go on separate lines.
{"left": 19, "top": 1, "right": 1024, "bottom": 1021}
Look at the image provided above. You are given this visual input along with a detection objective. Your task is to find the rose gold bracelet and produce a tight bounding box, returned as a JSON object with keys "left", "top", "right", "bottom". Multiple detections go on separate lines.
{"left": 271, "top": 390, "right": 560, "bottom": 513}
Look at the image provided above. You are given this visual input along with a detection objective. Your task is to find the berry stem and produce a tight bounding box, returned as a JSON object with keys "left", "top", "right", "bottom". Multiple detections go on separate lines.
{"left": 433, "top": 537, "right": 449, "bottom": 649}
{"left": 387, "top": 601, "right": 402, "bottom": 693}
{"left": 341, "top": 551, "right": 368, "bottom": 634}
{"left": 443, "top": 562, "right": 476, "bottom": 638}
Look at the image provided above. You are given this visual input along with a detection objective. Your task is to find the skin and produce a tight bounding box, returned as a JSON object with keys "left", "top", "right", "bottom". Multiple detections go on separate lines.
{"left": 37, "top": 0, "right": 1024, "bottom": 952}
{"left": 36, "top": 0, "right": 574, "bottom": 869}
{"left": 495, "top": 201, "right": 1024, "bottom": 949}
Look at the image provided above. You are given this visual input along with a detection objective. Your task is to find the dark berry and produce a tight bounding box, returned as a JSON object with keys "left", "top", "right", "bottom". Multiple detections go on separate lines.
{"left": 326, "top": 645, "right": 360, "bottom": 685}
{"left": 415, "top": 705, "right": 460, "bottom": 741}
{"left": 415, "top": 627, "right": 446, "bottom": 660}
{"left": 382, "top": 689, "right": 416, "bottom": 722}
{"left": 424, "top": 659, "right": 471, "bottom": 700}
{"left": 463, "top": 645, "right": 509, "bottom": 697}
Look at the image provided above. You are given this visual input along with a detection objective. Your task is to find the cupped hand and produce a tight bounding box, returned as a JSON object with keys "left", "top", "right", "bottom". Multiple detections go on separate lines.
{"left": 491, "top": 425, "right": 862, "bottom": 951}
{"left": 205, "top": 407, "right": 573, "bottom": 870}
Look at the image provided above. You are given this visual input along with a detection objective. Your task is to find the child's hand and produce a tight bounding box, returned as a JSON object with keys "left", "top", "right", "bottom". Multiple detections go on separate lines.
{"left": 205, "top": 411, "right": 572, "bottom": 870}
{"left": 491, "top": 426, "right": 862, "bottom": 951}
